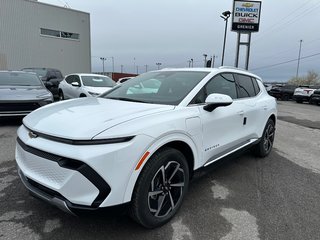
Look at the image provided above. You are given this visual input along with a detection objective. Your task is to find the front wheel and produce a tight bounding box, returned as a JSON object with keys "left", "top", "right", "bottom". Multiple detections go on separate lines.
{"left": 253, "top": 119, "right": 275, "bottom": 157}
{"left": 130, "top": 147, "right": 189, "bottom": 228}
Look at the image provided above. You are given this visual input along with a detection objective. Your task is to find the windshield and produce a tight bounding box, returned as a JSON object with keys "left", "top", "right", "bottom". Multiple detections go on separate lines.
{"left": 101, "top": 71, "right": 209, "bottom": 105}
{"left": 22, "top": 68, "right": 47, "bottom": 78}
{"left": 0, "top": 72, "right": 42, "bottom": 86}
{"left": 81, "top": 75, "right": 116, "bottom": 87}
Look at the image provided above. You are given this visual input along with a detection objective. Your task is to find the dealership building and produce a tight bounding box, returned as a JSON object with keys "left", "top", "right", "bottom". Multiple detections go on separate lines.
{"left": 0, "top": 0, "right": 91, "bottom": 76}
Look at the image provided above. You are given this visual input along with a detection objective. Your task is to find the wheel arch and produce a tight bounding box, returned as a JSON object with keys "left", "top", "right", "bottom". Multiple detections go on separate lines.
{"left": 123, "top": 133, "right": 199, "bottom": 203}
{"left": 269, "top": 114, "right": 276, "bottom": 126}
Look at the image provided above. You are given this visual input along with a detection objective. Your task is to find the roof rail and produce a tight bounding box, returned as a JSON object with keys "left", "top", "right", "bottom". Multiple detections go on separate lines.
{"left": 218, "top": 66, "right": 248, "bottom": 71}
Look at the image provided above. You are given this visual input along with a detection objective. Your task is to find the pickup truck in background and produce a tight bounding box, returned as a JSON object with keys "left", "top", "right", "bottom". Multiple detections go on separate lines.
{"left": 268, "top": 84, "right": 297, "bottom": 101}
{"left": 21, "top": 68, "right": 63, "bottom": 100}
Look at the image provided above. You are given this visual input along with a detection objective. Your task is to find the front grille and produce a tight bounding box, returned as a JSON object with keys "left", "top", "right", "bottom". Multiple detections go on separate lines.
{"left": 17, "top": 137, "right": 111, "bottom": 207}
{"left": 27, "top": 176, "right": 65, "bottom": 199}
{"left": 0, "top": 102, "right": 40, "bottom": 112}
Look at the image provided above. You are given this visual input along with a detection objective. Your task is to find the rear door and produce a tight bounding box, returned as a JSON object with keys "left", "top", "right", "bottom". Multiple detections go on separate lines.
{"left": 63, "top": 75, "right": 75, "bottom": 99}
{"left": 234, "top": 74, "right": 262, "bottom": 140}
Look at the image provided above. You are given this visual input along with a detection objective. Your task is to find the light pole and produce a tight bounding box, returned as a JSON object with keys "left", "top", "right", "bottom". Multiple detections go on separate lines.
{"left": 220, "top": 10, "right": 231, "bottom": 66}
{"left": 111, "top": 56, "right": 114, "bottom": 73}
{"left": 211, "top": 55, "right": 218, "bottom": 68}
{"left": 191, "top": 58, "right": 194, "bottom": 68}
{"left": 188, "top": 60, "right": 191, "bottom": 68}
{"left": 203, "top": 54, "right": 208, "bottom": 67}
{"left": 100, "top": 57, "right": 106, "bottom": 75}
{"left": 156, "top": 62, "right": 162, "bottom": 70}
{"left": 145, "top": 64, "right": 148, "bottom": 72}
{"left": 296, "top": 39, "right": 303, "bottom": 78}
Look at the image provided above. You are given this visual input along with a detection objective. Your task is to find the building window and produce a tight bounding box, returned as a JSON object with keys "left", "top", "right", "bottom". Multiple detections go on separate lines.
{"left": 40, "top": 28, "right": 79, "bottom": 40}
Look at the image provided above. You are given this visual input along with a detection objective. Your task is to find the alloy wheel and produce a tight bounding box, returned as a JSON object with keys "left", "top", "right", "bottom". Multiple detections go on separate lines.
{"left": 263, "top": 123, "right": 275, "bottom": 153}
{"left": 148, "top": 161, "right": 185, "bottom": 218}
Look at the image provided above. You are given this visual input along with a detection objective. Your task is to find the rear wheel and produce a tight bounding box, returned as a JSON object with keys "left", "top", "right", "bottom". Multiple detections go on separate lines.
{"left": 130, "top": 147, "right": 189, "bottom": 228}
{"left": 296, "top": 99, "right": 303, "bottom": 103}
{"left": 79, "top": 93, "right": 87, "bottom": 98}
{"left": 253, "top": 119, "right": 275, "bottom": 157}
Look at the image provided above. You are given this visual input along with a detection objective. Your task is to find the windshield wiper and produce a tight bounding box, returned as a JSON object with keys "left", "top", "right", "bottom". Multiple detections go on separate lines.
{"left": 107, "top": 97, "right": 148, "bottom": 103}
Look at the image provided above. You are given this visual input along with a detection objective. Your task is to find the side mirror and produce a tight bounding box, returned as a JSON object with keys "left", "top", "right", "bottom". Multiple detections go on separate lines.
{"left": 71, "top": 82, "right": 80, "bottom": 87}
{"left": 203, "top": 93, "right": 233, "bottom": 112}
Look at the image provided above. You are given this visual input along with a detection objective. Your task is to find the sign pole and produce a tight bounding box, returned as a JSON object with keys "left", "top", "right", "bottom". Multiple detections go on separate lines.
{"left": 235, "top": 32, "right": 241, "bottom": 68}
{"left": 245, "top": 32, "right": 252, "bottom": 70}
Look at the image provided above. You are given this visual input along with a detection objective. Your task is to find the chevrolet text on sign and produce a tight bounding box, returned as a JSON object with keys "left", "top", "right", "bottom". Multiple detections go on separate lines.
{"left": 232, "top": 1, "right": 261, "bottom": 32}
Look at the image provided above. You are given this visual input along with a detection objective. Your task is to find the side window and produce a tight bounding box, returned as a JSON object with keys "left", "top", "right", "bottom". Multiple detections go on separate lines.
{"left": 236, "top": 74, "right": 256, "bottom": 98}
{"left": 55, "top": 71, "right": 63, "bottom": 79}
{"left": 190, "top": 73, "right": 237, "bottom": 104}
{"left": 251, "top": 77, "right": 260, "bottom": 95}
{"left": 74, "top": 75, "right": 81, "bottom": 85}
{"left": 206, "top": 74, "right": 237, "bottom": 99}
{"left": 65, "top": 75, "right": 74, "bottom": 84}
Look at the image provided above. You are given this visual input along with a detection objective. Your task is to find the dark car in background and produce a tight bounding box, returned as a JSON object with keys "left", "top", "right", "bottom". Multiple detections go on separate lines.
{"left": 268, "top": 84, "right": 297, "bottom": 100}
{"left": 309, "top": 88, "right": 320, "bottom": 105}
{"left": 0, "top": 71, "right": 53, "bottom": 117}
{"left": 21, "top": 68, "right": 63, "bottom": 99}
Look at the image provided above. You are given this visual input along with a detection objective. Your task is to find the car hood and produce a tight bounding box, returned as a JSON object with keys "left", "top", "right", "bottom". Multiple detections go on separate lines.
{"left": 23, "top": 97, "right": 175, "bottom": 140}
{"left": 83, "top": 86, "right": 113, "bottom": 95}
{"left": 0, "top": 86, "right": 50, "bottom": 101}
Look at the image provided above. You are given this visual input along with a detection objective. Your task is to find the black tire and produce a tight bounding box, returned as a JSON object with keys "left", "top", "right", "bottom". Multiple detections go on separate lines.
{"left": 309, "top": 97, "right": 314, "bottom": 105}
{"left": 253, "top": 119, "right": 275, "bottom": 157}
{"left": 296, "top": 100, "right": 303, "bottom": 103}
{"left": 79, "top": 94, "right": 87, "bottom": 98}
{"left": 130, "top": 147, "right": 189, "bottom": 228}
{"left": 59, "top": 90, "right": 64, "bottom": 101}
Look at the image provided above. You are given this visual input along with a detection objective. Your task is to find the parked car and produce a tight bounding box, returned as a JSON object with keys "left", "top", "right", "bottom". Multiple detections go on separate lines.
{"left": 309, "top": 88, "right": 320, "bottom": 105}
{"left": 58, "top": 73, "right": 116, "bottom": 100}
{"left": 21, "top": 68, "right": 63, "bottom": 99}
{"left": 117, "top": 76, "right": 135, "bottom": 85}
{"left": 0, "top": 71, "right": 53, "bottom": 117}
{"left": 16, "top": 67, "right": 276, "bottom": 228}
{"left": 293, "top": 85, "right": 320, "bottom": 103}
{"left": 268, "top": 84, "right": 297, "bottom": 100}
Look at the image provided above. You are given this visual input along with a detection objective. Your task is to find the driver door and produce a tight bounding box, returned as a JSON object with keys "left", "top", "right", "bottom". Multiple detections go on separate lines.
{"left": 191, "top": 73, "right": 247, "bottom": 165}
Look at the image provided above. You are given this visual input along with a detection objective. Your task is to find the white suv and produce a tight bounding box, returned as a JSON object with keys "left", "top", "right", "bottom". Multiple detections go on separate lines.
{"left": 16, "top": 67, "right": 277, "bottom": 228}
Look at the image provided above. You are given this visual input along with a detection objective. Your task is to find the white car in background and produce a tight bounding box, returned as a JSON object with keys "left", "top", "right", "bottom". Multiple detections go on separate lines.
{"left": 16, "top": 67, "right": 277, "bottom": 228}
{"left": 58, "top": 73, "right": 116, "bottom": 100}
{"left": 293, "top": 85, "right": 320, "bottom": 103}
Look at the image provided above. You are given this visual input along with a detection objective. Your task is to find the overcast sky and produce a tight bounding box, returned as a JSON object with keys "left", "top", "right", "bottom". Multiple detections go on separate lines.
{"left": 40, "top": 0, "right": 320, "bottom": 82}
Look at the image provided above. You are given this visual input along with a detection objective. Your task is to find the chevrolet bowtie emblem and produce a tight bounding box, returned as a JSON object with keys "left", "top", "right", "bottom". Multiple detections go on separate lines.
{"left": 28, "top": 131, "right": 38, "bottom": 139}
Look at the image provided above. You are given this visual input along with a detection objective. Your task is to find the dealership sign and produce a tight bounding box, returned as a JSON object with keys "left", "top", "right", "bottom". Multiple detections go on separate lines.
{"left": 232, "top": 1, "right": 261, "bottom": 32}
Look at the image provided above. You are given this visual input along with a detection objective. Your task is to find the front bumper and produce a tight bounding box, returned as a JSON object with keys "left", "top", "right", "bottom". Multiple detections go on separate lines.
{"left": 15, "top": 125, "right": 153, "bottom": 209}
{"left": 0, "top": 100, "right": 52, "bottom": 117}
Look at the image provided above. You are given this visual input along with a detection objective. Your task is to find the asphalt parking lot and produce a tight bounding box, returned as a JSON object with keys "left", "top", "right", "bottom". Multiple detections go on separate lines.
{"left": 0, "top": 101, "right": 320, "bottom": 240}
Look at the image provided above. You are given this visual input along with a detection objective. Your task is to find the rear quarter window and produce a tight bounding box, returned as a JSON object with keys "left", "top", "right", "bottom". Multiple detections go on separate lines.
{"left": 235, "top": 74, "right": 256, "bottom": 98}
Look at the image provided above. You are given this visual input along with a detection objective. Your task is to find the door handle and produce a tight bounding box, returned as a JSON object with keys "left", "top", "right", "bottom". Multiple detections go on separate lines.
{"left": 237, "top": 110, "right": 244, "bottom": 115}
{"left": 263, "top": 105, "right": 268, "bottom": 110}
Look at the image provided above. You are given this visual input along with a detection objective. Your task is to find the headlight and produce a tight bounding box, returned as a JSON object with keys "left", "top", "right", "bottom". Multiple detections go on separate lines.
{"left": 37, "top": 92, "right": 53, "bottom": 101}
